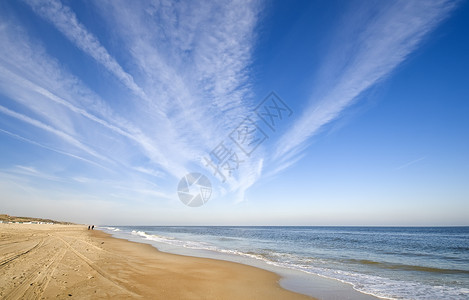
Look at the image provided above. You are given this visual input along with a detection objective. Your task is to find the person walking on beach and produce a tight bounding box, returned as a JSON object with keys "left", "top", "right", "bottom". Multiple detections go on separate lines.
{"left": 88, "top": 225, "right": 90, "bottom": 230}
{"left": 92, "top": 225, "right": 94, "bottom": 230}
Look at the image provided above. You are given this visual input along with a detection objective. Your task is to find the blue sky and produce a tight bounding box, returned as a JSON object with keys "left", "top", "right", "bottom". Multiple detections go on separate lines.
{"left": 0, "top": 0, "right": 468, "bottom": 225}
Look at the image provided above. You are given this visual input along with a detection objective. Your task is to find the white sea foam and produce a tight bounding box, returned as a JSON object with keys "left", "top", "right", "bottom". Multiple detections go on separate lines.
{"left": 293, "top": 265, "right": 469, "bottom": 300}
{"left": 101, "top": 226, "right": 121, "bottom": 232}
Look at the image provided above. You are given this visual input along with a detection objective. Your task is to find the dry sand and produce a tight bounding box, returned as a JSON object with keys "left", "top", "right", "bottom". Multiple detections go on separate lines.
{"left": 0, "top": 223, "right": 312, "bottom": 299}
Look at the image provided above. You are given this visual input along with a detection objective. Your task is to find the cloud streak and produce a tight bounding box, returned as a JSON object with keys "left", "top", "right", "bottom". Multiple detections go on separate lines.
{"left": 395, "top": 156, "right": 427, "bottom": 170}
{"left": 0, "top": 128, "right": 109, "bottom": 170}
{"left": 23, "top": 0, "right": 147, "bottom": 100}
{"left": 89, "top": 0, "right": 261, "bottom": 183}
{"left": 0, "top": 0, "right": 262, "bottom": 201}
{"left": 273, "top": 0, "right": 458, "bottom": 167}
{"left": 0, "top": 104, "right": 109, "bottom": 162}
{"left": 0, "top": 0, "right": 460, "bottom": 206}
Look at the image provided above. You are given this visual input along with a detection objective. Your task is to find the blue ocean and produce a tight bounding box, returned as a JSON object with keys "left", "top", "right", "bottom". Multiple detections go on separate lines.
{"left": 101, "top": 226, "right": 469, "bottom": 299}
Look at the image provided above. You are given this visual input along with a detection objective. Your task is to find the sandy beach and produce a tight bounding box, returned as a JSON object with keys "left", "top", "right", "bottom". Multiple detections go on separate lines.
{"left": 0, "top": 223, "right": 312, "bottom": 299}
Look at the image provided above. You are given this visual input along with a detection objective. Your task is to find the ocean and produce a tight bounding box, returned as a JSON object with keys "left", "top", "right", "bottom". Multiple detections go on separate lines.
{"left": 100, "top": 226, "right": 469, "bottom": 299}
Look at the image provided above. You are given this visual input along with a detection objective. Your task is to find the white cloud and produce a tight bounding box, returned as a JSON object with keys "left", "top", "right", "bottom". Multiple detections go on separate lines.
{"left": 1, "top": 0, "right": 458, "bottom": 208}
{"left": 23, "top": 0, "right": 147, "bottom": 100}
{"left": 0, "top": 128, "right": 108, "bottom": 169}
{"left": 88, "top": 0, "right": 262, "bottom": 184}
{"left": 0, "top": 0, "right": 262, "bottom": 202}
{"left": 395, "top": 156, "right": 427, "bottom": 170}
{"left": 0, "top": 104, "right": 110, "bottom": 162}
{"left": 272, "top": 0, "right": 458, "bottom": 169}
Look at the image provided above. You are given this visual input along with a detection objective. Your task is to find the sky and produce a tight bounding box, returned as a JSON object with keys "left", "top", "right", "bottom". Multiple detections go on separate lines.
{"left": 0, "top": 0, "right": 468, "bottom": 226}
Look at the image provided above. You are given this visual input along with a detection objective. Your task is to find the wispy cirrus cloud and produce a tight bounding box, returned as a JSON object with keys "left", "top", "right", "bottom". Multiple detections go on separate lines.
{"left": 88, "top": 0, "right": 262, "bottom": 187}
{"left": 23, "top": 0, "right": 147, "bottom": 100}
{"left": 1, "top": 0, "right": 458, "bottom": 207}
{"left": 0, "top": 104, "right": 109, "bottom": 162}
{"left": 395, "top": 156, "right": 427, "bottom": 170}
{"left": 0, "top": 0, "right": 262, "bottom": 200}
{"left": 94, "top": 0, "right": 259, "bottom": 138}
{"left": 271, "top": 0, "right": 458, "bottom": 171}
{"left": 0, "top": 128, "right": 108, "bottom": 169}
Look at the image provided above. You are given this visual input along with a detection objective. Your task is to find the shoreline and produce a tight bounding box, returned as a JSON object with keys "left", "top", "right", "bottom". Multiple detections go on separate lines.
{"left": 0, "top": 223, "right": 312, "bottom": 299}
{"left": 103, "top": 226, "right": 381, "bottom": 300}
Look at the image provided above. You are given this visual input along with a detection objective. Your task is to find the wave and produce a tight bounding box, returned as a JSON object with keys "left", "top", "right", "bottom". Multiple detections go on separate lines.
{"left": 298, "top": 267, "right": 469, "bottom": 300}
{"left": 131, "top": 230, "right": 176, "bottom": 241}
{"left": 347, "top": 259, "right": 469, "bottom": 274}
{"left": 101, "top": 226, "right": 121, "bottom": 232}
{"left": 130, "top": 230, "right": 273, "bottom": 261}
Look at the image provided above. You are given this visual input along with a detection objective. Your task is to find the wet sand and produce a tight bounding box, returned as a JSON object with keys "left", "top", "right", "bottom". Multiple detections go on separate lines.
{"left": 0, "top": 224, "right": 312, "bottom": 299}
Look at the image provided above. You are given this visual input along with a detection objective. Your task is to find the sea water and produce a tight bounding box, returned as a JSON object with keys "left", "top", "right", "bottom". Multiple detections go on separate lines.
{"left": 100, "top": 226, "right": 469, "bottom": 299}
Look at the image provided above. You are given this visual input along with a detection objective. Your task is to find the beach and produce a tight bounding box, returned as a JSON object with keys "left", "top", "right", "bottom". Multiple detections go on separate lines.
{"left": 0, "top": 223, "right": 312, "bottom": 299}
{"left": 102, "top": 226, "right": 469, "bottom": 299}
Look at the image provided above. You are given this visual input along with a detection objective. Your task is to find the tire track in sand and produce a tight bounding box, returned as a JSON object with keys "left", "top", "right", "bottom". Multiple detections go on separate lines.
{"left": 2, "top": 239, "right": 63, "bottom": 300}
{"left": 0, "top": 238, "right": 45, "bottom": 268}
{"left": 21, "top": 247, "right": 67, "bottom": 300}
{"left": 56, "top": 236, "right": 141, "bottom": 298}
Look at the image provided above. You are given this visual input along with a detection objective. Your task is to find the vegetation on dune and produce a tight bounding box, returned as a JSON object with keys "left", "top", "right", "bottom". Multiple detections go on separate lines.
{"left": 0, "top": 214, "right": 74, "bottom": 225}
